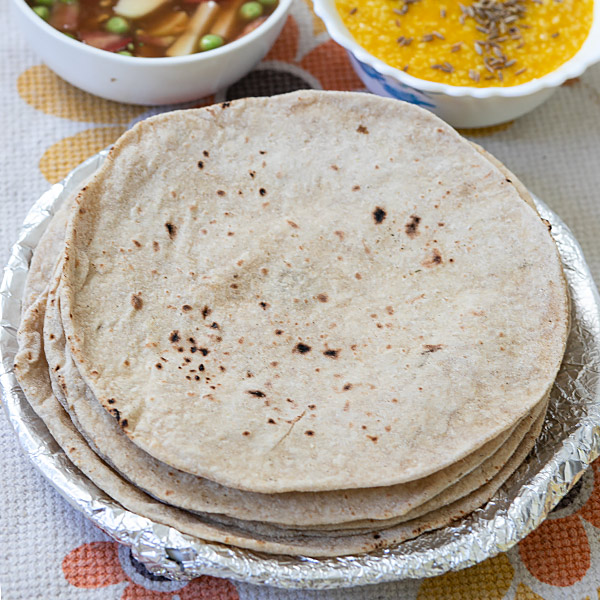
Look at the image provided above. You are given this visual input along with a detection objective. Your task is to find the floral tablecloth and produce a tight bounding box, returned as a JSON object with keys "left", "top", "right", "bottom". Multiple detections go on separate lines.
{"left": 2, "top": 1, "right": 600, "bottom": 598}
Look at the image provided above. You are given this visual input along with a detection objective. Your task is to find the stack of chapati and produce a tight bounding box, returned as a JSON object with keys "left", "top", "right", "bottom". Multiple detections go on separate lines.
{"left": 14, "top": 91, "right": 569, "bottom": 557}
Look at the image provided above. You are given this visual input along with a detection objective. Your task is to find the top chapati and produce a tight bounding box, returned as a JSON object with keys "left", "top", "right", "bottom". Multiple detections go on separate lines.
{"left": 58, "top": 90, "right": 568, "bottom": 493}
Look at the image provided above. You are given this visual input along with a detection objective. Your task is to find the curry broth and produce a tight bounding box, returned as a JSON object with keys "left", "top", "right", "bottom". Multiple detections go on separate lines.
{"left": 27, "top": 0, "right": 277, "bottom": 57}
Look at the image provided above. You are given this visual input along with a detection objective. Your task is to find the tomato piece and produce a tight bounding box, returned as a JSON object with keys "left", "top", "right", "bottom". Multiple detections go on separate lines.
{"left": 79, "top": 31, "right": 133, "bottom": 52}
{"left": 49, "top": 2, "right": 80, "bottom": 31}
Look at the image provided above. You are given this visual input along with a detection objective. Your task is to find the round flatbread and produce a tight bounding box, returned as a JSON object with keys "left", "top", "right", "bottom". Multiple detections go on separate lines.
{"left": 58, "top": 90, "right": 569, "bottom": 492}
{"left": 14, "top": 290, "right": 547, "bottom": 556}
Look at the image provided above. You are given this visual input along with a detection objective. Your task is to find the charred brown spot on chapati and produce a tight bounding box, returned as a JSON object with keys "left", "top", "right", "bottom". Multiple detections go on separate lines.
{"left": 423, "top": 249, "right": 443, "bottom": 267}
{"left": 343, "top": 383, "right": 353, "bottom": 391}
{"left": 165, "top": 222, "right": 177, "bottom": 239}
{"left": 169, "top": 331, "right": 180, "bottom": 343}
{"left": 242, "top": 431, "right": 251, "bottom": 436}
{"left": 132, "top": 240, "right": 141, "bottom": 248}
{"left": 197, "top": 161, "right": 204, "bottom": 169}
{"left": 203, "top": 150, "right": 209, "bottom": 157}
{"left": 317, "top": 293, "right": 329, "bottom": 303}
{"left": 275, "top": 329, "right": 283, "bottom": 335}
{"left": 155, "top": 363, "right": 162, "bottom": 369}
{"left": 107, "top": 399, "right": 115, "bottom": 404}
{"left": 294, "top": 343, "right": 311, "bottom": 354}
{"left": 323, "top": 349, "right": 340, "bottom": 358}
{"left": 247, "top": 390, "right": 266, "bottom": 397}
{"left": 198, "top": 348, "right": 209, "bottom": 356}
{"left": 334, "top": 230, "right": 345, "bottom": 240}
{"left": 357, "top": 124, "right": 369, "bottom": 134}
{"left": 259, "top": 301, "right": 269, "bottom": 309}
{"left": 267, "top": 418, "right": 276, "bottom": 424}
{"left": 182, "top": 305, "right": 192, "bottom": 312}
{"left": 422, "top": 344, "right": 444, "bottom": 354}
{"left": 542, "top": 218, "right": 552, "bottom": 231}
{"left": 110, "top": 408, "right": 121, "bottom": 420}
{"left": 386, "top": 306, "right": 394, "bottom": 315}
{"left": 121, "top": 419, "right": 128, "bottom": 428}
{"left": 217, "top": 190, "right": 225, "bottom": 196}
{"left": 373, "top": 207, "right": 387, "bottom": 224}
{"left": 221, "top": 101, "right": 231, "bottom": 109}
{"left": 305, "top": 430, "right": 315, "bottom": 436}
{"left": 259, "top": 188, "right": 267, "bottom": 196}
{"left": 210, "top": 322, "right": 220, "bottom": 329}
{"left": 249, "top": 170, "right": 256, "bottom": 178}
{"left": 367, "top": 435, "right": 378, "bottom": 442}
{"left": 202, "top": 306, "right": 212, "bottom": 319}
{"left": 199, "top": 364, "right": 205, "bottom": 371}
{"left": 287, "top": 220, "right": 299, "bottom": 229}
{"left": 153, "top": 241, "right": 160, "bottom": 251}
{"left": 406, "top": 215, "right": 421, "bottom": 237}
{"left": 352, "top": 185, "right": 361, "bottom": 191}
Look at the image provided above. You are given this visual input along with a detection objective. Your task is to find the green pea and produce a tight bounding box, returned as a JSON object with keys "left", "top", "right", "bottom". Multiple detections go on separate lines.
{"left": 258, "top": 0, "right": 278, "bottom": 8}
{"left": 63, "top": 32, "right": 76, "bottom": 38}
{"left": 127, "top": 42, "right": 134, "bottom": 51}
{"left": 32, "top": 5, "right": 50, "bottom": 20}
{"left": 37, "top": 0, "right": 55, "bottom": 6}
{"left": 199, "top": 33, "right": 224, "bottom": 52}
{"left": 118, "top": 50, "right": 133, "bottom": 56}
{"left": 105, "top": 16, "right": 129, "bottom": 34}
{"left": 239, "top": 1, "right": 263, "bottom": 20}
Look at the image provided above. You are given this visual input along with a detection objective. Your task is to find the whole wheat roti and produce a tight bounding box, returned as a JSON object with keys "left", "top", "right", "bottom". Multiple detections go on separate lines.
{"left": 58, "top": 90, "right": 569, "bottom": 493}
{"left": 22, "top": 191, "right": 79, "bottom": 314}
{"left": 29, "top": 182, "right": 542, "bottom": 529}
{"left": 37, "top": 189, "right": 543, "bottom": 527}
{"left": 14, "top": 291, "right": 547, "bottom": 555}
{"left": 46, "top": 281, "right": 538, "bottom": 526}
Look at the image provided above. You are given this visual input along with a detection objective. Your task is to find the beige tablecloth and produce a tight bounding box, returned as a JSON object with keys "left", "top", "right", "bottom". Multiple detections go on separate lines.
{"left": 2, "top": 1, "right": 600, "bottom": 598}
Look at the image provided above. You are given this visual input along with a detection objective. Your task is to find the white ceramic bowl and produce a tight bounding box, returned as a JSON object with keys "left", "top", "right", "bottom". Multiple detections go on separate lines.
{"left": 313, "top": 0, "right": 600, "bottom": 128}
{"left": 11, "top": 0, "right": 292, "bottom": 105}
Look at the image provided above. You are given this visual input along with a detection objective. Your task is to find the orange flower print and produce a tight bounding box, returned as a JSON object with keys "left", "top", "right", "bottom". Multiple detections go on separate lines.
{"left": 213, "top": 11, "right": 364, "bottom": 101}
{"left": 518, "top": 458, "right": 600, "bottom": 587}
{"left": 63, "top": 541, "right": 239, "bottom": 599}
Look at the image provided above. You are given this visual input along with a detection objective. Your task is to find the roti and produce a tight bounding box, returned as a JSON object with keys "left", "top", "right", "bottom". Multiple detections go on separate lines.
{"left": 31, "top": 185, "right": 545, "bottom": 528}
{"left": 57, "top": 91, "right": 569, "bottom": 492}
{"left": 14, "top": 289, "right": 547, "bottom": 556}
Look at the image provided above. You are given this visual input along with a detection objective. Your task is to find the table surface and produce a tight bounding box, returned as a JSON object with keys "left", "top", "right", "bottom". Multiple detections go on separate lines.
{"left": 2, "top": 1, "right": 600, "bottom": 598}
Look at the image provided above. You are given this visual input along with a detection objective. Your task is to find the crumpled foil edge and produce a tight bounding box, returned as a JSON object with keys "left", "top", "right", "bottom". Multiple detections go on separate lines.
{"left": 1, "top": 149, "right": 599, "bottom": 589}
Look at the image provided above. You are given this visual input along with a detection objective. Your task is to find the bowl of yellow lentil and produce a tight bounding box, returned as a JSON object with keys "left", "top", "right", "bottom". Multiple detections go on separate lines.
{"left": 313, "top": 0, "right": 600, "bottom": 127}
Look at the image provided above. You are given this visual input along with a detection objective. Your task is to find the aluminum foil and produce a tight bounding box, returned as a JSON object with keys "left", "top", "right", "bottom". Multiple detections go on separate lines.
{"left": 1, "top": 150, "right": 600, "bottom": 590}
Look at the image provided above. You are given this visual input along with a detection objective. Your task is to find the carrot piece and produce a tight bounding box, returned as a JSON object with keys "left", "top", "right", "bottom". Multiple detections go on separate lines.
{"left": 166, "top": 1, "right": 220, "bottom": 56}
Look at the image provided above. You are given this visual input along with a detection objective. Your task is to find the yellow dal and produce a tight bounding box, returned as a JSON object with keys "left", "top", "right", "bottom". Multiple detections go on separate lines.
{"left": 336, "top": 0, "right": 593, "bottom": 86}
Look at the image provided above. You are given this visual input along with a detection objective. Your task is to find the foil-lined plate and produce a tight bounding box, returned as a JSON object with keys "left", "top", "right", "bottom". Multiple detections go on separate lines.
{"left": 1, "top": 149, "right": 600, "bottom": 590}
